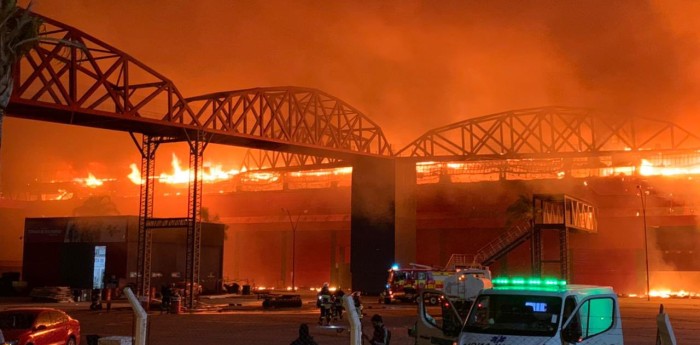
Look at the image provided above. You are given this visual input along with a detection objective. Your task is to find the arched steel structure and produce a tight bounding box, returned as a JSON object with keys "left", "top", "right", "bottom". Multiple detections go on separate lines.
{"left": 179, "top": 87, "right": 392, "bottom": 159}
{"left": 8, "top": 14, "right": 392, "bottom": 160}
{"left": 397, "top": 106, "right": 700, "bottom": 160}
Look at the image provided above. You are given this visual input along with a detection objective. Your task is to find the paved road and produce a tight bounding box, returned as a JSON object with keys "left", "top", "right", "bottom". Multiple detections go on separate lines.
{"left": 2, "top": 295, "right": 699, "bottom": 344}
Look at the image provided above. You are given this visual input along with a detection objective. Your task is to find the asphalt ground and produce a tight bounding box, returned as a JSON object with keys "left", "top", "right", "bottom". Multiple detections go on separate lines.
{"left": 1, "top": 292, "right": 700, "bottom": 345}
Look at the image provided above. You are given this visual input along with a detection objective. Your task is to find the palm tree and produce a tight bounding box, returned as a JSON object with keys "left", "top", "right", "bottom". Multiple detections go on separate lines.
{"left": 0, "top": 0, "right": 40, "bottom": 145}
{"left": 505, "top": 194, "right": 533, "bottom": 226}
{"left": 72, "top": 195, "right": 120, "bottom": 216}
{"left": 0, "top": 0, "right": 40, "bottom": 195}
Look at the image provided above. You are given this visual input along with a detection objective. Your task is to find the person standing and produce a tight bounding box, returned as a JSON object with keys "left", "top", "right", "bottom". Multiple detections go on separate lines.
{"left": 290, "top": 323, "right": 318, "bottom": 345}
{"left": 363, "top": 314, "right": 391, "bottom": 345}
{"left": 317, "top": 283, "right": 333, "bottom": 325}
{"left": 332, "top": 288, "right": 345, "bottom": 320}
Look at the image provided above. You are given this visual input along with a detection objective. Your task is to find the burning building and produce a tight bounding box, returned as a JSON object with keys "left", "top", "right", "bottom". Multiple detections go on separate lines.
{"left": 4, "top": 150, "right": 700, "bottom": 297}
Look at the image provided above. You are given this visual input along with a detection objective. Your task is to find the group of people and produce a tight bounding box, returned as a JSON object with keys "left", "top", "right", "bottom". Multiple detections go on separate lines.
{"left": 316, "top": 283, "right": 363, "bottom": 325}
{"left": 290, "top": 314, "right": 390, "bottom": 345}
{"left": 291, "top": 283, "right": 389, "bottom": 344}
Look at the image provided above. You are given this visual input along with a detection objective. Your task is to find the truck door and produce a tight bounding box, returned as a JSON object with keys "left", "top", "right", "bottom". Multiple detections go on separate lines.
{"left": 414, "top": 290, "right": 463, "bottom": 345}
{"left": 560, "top": 293, "right": 623, "bottom": 345}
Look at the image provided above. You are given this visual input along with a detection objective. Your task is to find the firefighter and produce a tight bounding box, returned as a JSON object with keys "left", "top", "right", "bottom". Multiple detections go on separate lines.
{"left": 317, "top": 283, "right": 333, "bottom": 325}
{"left": 332, "top": 287, "right": 345, "bottom": 320}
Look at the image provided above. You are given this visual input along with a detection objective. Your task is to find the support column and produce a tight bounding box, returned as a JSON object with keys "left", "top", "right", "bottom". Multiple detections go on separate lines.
{"left": 185, "top": 132, "right": 207, "bottom": 309}
{"left": 351, "top": 157, "right": 395, "bottom": 295}
{"left": 560, "top": 228, "right": 569, "bottom": 281}
{"left": 395, "top": 159, "right": 417, "bottom": 267}
{"left": 135, "top": 135, "right": 158, "bottom": 298}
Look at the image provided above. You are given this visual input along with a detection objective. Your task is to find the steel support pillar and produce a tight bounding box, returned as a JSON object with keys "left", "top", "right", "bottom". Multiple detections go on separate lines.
{"left": 531, "top": 225, "right": 569, "bottom": 280}
{"left": 350, "top": 157, "right": 395, "bottom": 295}
{"left": 560, "top": 227, "right": 569, "bottom": 282}
{"left": 185, "top": 132, "right": 207, "bottom": 309}
{"left": 134, "top": 135, "right": 158, "bottom": 298}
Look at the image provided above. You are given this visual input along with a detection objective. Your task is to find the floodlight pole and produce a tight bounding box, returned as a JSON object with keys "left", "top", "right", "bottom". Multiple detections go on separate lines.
{"left": 283, "top": 208, "right": 307, "bottom": 291}
{"left": 637, "top": 185, "right": 651, "bottom": 301}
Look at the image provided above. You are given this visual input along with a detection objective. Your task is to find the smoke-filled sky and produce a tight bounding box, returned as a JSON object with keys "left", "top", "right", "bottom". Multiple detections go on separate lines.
{"left": 4, "top": 0, "right": 700, "bottom": 191}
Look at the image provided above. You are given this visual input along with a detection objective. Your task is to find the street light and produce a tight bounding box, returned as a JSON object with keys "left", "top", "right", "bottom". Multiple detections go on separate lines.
{"left": 637, "top": 185, "right": 651, "bottom": 301}
{"left": 283, "top": 208, "right": 307, "bottom": 291}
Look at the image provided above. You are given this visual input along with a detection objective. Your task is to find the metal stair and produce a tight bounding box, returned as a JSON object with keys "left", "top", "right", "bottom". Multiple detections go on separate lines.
{"left": 473, "top": 221, "right": 531, "bottom": 266}
{"left": 444, "top": 254, "right": 472, "bottom": 270}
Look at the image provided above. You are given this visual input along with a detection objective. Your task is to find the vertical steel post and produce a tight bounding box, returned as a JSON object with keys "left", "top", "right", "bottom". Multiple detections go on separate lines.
{"left": 560, "top": 227, "right": 569, "bottom": 281}
{"left": 136, "top": 136, "right": 157, "bottom": 298}
{"left": 638, "top": 185, "right": 651, "bottom": 301}
{"left": 185, "top": 132, "right": 206, "bottom": 309}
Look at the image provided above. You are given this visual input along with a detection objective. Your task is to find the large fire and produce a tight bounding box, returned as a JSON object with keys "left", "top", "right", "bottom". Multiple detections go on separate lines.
{"left": 66, "top": 154, "right": 700, "bottom": 190}
{"left": 127, "top": 153, "right": 242, "bottom": 185}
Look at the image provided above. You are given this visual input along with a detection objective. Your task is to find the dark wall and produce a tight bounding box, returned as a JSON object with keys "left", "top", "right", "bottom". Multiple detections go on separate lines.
{"left": 23, "top": 216, "right": 225, "bottom": 293}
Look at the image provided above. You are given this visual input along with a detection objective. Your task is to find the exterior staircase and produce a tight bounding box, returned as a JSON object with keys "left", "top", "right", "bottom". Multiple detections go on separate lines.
{"left": 473, "top": 221, "right": 531, "bottom": 266}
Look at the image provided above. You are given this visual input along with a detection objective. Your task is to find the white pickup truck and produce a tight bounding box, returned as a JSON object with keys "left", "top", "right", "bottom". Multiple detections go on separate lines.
{"left": 414, "top": 277, "right": 624, "bottom": 345}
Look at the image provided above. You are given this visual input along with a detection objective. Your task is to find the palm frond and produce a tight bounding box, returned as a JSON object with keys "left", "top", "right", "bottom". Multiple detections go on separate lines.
{"left": 0, "top": 0, "right": 42, "bottom": 65}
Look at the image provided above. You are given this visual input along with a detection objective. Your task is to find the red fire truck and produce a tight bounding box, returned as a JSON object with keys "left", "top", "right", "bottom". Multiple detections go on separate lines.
{"left": 380, "top": 263, "right": 456, "bottom": 304}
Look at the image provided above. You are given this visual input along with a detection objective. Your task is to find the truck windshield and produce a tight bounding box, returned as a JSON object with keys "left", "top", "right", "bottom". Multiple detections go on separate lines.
{"left": 462, "top": 294, "right": 562, "bottom": 337}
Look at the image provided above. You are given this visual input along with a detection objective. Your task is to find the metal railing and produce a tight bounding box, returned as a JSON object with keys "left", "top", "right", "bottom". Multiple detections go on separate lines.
{"left": 473, "top": 221, "right": 531, "bottom": 265}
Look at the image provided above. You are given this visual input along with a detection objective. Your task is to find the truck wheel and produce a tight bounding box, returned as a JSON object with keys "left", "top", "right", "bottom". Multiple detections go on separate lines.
{"left": 384, "top": 297, "right": 391, "bottom": 304}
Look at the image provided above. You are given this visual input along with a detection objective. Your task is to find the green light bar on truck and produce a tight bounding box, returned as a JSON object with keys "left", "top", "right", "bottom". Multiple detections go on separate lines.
{"left": 492, "top": 276, "right": 566, "bottom": 287}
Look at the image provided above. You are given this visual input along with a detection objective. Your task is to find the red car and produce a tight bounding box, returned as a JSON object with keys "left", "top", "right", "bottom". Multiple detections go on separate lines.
{"left": 0, "top": 308, "right": 80, "bottom": 345}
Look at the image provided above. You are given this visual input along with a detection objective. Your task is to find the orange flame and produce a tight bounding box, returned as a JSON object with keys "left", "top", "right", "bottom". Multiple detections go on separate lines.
{"left": 128, "top": 163, "right": 144, "bottom": 185}
{"left": 639, "top": 159, "right": 700, "bottom": 176}
{"left": 129, "top": 153, "right": 242, "bottom": 185}
{"left": 649, "top": 289, "right": 697, "bottom": 298}
{"left": 74, "top": 173, "right": 113, "bottom": 188}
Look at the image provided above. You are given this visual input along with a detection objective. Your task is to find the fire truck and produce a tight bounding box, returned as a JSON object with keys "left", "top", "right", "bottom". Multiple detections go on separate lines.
{"left": 380, "top": 263, "right": 457, "bottom": 304}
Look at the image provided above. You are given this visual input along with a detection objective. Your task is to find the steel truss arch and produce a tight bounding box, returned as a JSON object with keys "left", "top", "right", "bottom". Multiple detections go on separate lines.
{"left": 178, "top": 87, "right": 393, "bottom": 158}
{"left": 397, "top": 106, "right": 700, "bottom": 160}
{"left": 9, "top": 12, "right": 199, "bottom": 132}
{"left": 8, "top": 14, "right": 392, "bottom": 160}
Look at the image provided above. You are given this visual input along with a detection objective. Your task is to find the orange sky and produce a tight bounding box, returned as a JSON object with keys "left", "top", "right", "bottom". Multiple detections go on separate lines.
{"left": 3, "top": 0, "right": 700, "bottom": 191}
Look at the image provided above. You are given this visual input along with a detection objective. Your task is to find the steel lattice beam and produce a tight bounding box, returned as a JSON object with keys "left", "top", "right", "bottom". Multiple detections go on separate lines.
{"left": 178, "top": 88, "right": 393, "bottom": 158}
{"left": 240, "top": 149, "right": 346, "bottom": 172}
{"left": 7, "top": 13, "right": 393, "bottom": 162}
{"left": 398, "top": 106, "right": 700, "bottom": 161}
